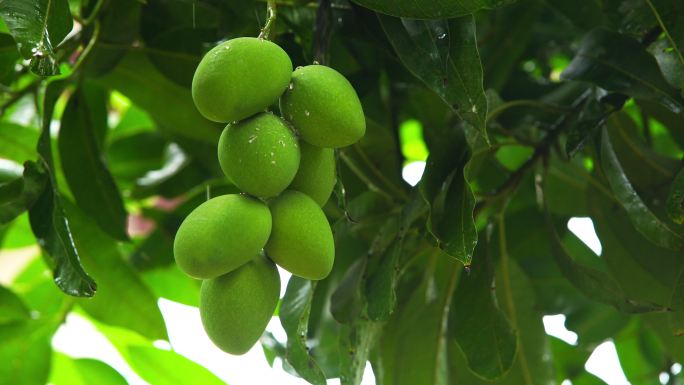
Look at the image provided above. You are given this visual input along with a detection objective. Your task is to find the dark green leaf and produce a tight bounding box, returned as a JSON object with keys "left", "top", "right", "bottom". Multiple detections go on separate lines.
{"left": 390, "top": 259, "right": 459, "bottom": 385}
{"left": 59, "top": 86, "right": 128, "bottom": 241}
{"left": 85, "top": 0, "right": 141, "bottom": 76}
{"left": 450, "top": 250, "right": 516, "bottom": 380}
{"left": 562, "top": 28, "right": 683, "bottom": 113}
{"left": 280, "top": 277, "right": 326, "bottom": 385}
{"left": 487, "top": 248, "right": 554, "bottom": 385}
{"left": 420, "top": 126, "right": 477, "bottom": 265}
{"left": 379, "top": 15, "right": 488, "bottom": 138}
{"left": 588, "top": 181, "right": 684, "bottom": 336}
{"left": 0, "top": 284, "right": 30, "bottom": 324}
{"left": 29, "top": 80, "right": 96, "bottom": 297}
{"left": 351, "top": 0, "right": 508, "bottom": 19}
{"left": 667, "top": 167, "right": 684, "bottom": 224}
{"left": 564, "top": 92, "right": 625, "bottom": 158}
{"left": 544, "top": 198, "right": 662, "bottom": 312}
{"left": 0, "top": 33, "right": 20, "bottom": 84}
{"left": 545, "top": 0, "right": 604, "bottom": 30}
{"left": 0, "top": 0, "right": 73, "bottom": 76}
{"left": 331, "top": 257, "right": 367, "bottom": 323}
{"left": 0, "top": 161, "right": 47, "bottom": 224}
{"left": 600, "top": 127, "right": 684, "bottom": 250}
{"left": 643, "top": 0, "right": 684, "bottom": 90}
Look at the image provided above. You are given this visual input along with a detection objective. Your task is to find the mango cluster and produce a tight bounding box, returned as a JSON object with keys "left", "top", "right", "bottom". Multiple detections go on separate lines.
{"left": 173, "top": 37, "right": 365, "bottom": 355}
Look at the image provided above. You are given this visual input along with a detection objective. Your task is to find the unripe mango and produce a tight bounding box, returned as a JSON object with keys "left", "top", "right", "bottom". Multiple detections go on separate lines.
{"left": 289, "top": 142, "right": 336, "bottom": 206}
{"left": 174, "top": 194, "right": 271, "bottom": 279}
{"left": 200, "top": 254, "right": 280, "bottom": 355}
{"left": 265, "top": 190, "right": 334, "bottom": 280}
{"left": 192, "top": 37, "right": 292, "bottom": 123}
{"left": 218, "top": 113, "right": 300, "bottom": 198}
{"left": 280, "top": 65, "right": 365, "bottom": 148}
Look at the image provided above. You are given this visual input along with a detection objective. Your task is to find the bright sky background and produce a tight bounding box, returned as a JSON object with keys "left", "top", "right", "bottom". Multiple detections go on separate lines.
{"left": 34, "top": 162, "right": 640, "bottom": 385}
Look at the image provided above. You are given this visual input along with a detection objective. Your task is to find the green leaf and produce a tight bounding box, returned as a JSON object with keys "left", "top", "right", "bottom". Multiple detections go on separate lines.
{"left": 565, "top": 302, "right": 629, "bottom": 346}
{"left": 0, "top": 122, "right": 40, "bottom": 163}
{"left": 449, "top": 249, "right": 516, "bottom": 380}
{"left": 643, "top": 0, "right": 684, "bottom": 90}
{"left": 59, "top": 85, "right": 129, "bottom": 241}
{"left": 280, "top": 277, "right": 327, "bottom": 385}
{"left": 543, "top": 200, "right": 662, "bottom": 312}
{"left": 93, "top": 52, "right": 222, "bottom": 143}
{"left": 339, "top": 320, "right": 380, "bottom": 385}
{"left": 588, "top": 182, "right": 684, "bottom": 336}
{"left": 49, "top": 353, "right": 128, "bottom": 385}
{"left": 544, "top": 0, "right": 604, "bottom": 30}
{"left": 550, "top": 338, "right": 603, "bottom": 384}
{"left": 0, "top": 319, "right": 56, "bottom": 385}
{"left": 561, "top": 28, "right": 684, "bottom": 114}
{"left": 379, "top": 15, "right": 488, "bottom": 139}
{"left": 64, "top": 201, "right": 167, "bottom": 341}
{"left": 389, "top": 259, "right": 459, "bottom": 385}
{"left": 0, "top": 33, "right": 20, "bottom": 84}
{"left": 420, "top": 127, "right": 477, "bottom": 265}
{"left": 0, "top": 161, "right": 47, "bottom": 224}
{"left": 487, "top": 219, "right": 554, "bottom": 385}
{"left": 600, "top": 127, "right": 684, "bottom": 250}
{"left": 126, "top": 346, "right": 226, "bottom": 385}
{"left": 351, "top": 0, "right": 508, "bottom": 19}
{"left": 564, "top": 92, "right": 625, "bottom": 159}
{"left": 0, "top": 284, "right": 30, "bottom": 324}
{"left": 331, "top": 257, "right": 366, "bottom": 323}
{"left": 85, "top": 0, "right": 141, "bottom": 76}
{"left": 29, "top": 80, "right": 96, "bottom": 297}
{"left": 0, "top": 0, "right": 73, "bottom": 76}
{"left": 667, "top": 167, "right": 684, "bottom": 224}
{"left": 613, "top": 320, "right": 665, "bottom": 385}
{"left": 141, "top": 264, "right": 200, "bottom": 308}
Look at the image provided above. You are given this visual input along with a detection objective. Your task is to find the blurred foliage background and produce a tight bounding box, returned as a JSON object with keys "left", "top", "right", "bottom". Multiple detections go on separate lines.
{"left": 1, "top": 0, "right": 684, "bottom": 384}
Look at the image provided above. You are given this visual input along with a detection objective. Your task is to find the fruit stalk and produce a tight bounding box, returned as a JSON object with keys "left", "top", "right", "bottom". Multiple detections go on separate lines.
{"left": 258, "top": 0, "right": 278, "bottom": 40}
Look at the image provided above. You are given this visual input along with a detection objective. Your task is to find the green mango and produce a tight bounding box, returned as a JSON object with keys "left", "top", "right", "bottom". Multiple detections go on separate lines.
{"left": 288, "top": 142, "right": 336, "bottom": 206}
{"left": 218, "top": 113, "right": 300, "bottom": 198}
{"left": 174, "top": 194, "right": 271, "bottom": 279}
{"left": 192, "top": 37, "right": 292, "bottom": 123}
{"left": 200, "top": 254, "right": 280, "bottom": 355}
{"left": 266, "top": 190, "right": 334, "bottom": 280}
{"left": 280, "top": 65, "right": 365, "bottom": 148}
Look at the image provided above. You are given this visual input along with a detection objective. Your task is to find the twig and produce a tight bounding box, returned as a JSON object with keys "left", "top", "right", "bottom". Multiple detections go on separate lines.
{"left": 71, "top": 21, "right": 101, "bottom": 75}
{"left": 474, "top": 94, "right": 590, "bottom": 216}
{"left": 486, "top": 99, "right": 570, "bottom": 122}
{"left": 0, "top": 81, "right": 40, "bottom": 115}
{"left": 314, "top": 0, "right": 332, "bottom": 64}
{"left": 350, "top": 144, "right": 409, "bottom": 201}
{"left": 339, "top": 151, "right": 394, "bottom": 201}
{"left": 78, "top": 0, "right": 105, "bottom": 27}
{"left": 258, "top": 0, "right": 278, "bottom": 40}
